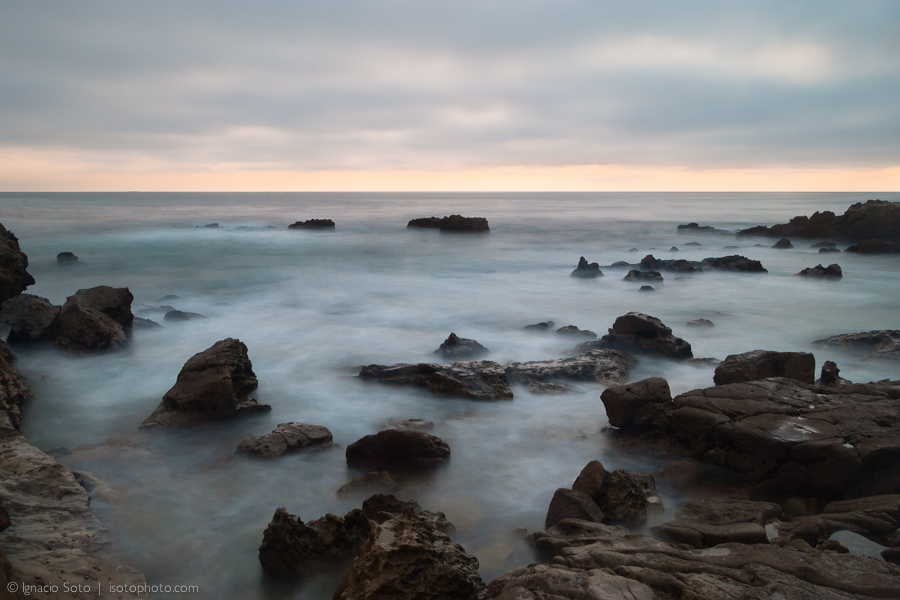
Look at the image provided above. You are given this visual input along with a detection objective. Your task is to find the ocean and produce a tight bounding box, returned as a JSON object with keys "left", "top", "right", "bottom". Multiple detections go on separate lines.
{"left": 2, "top": 191, "right": 899, "bottom": 598}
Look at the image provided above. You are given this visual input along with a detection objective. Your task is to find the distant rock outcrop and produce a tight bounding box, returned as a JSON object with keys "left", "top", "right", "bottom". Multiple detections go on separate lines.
{"left": 797, "top": 263, "right": 842, "bottom": 278}
{"left": 359, "top": 361, "right": 513, "bottom": 400}
{"left": 407, "top": 215, "right": 489, "bottom": 232}
{"left": 288, "top": 219, "right": 335, "bottom": 229}
{"left": 737, "top": 199, "right": 900, "bottom": 242}
{"left": 570, "top": 256, "right": 603, "bottom": 278}
{"left": 433, "top": 333, "right": 489, "bottom": 360}
{"left": 56, "top": 251, "right": 79, "bottom": 266}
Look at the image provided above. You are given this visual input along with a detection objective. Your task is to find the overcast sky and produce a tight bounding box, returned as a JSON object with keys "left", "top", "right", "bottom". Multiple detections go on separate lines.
{"left": 2, "top": 1, "right": 899, "bottom": 190}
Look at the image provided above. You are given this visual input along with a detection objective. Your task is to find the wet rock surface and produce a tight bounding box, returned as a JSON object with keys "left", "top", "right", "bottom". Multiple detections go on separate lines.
{"left": 488, "top": 563, "right": 656, "bottom": 600}
{"left": 67, "top": 286, "right": 134, "bottom": 327}
{"left": 359, "top": 360, "right": 513, "bottom": 400}
{"left": 237, "top": 422, "right": 334, "bottom": 457}
{"left": 0, "top": 342, "right": 29, "bottom": 433}
{"left": 141, "top": 338, "right": 271, "bottom": 427}
{"left": 288, "top": 219, "right": 335, "bottom": 229}
{"left": 713, "top": 349, "right": 816, "bottom": 385}
{"left": 506, "top": 349, "right": 634, "bottom": 386}
{"left": 4, "top": 294, "right": 60, "bottom": 343}
{"left": 545, "top": 489, "right": 605, "bottom": 529}
{"left": 596, "top": 312, "right": 692, "bottom": 359}
{"left": 570, "top": 256, "right": 602, "bottom": 278}
{"left": 407, "top": 215, "right": 490, "bottom": 232}
{"left": 346, "top": 429, "right": 450, "bottom": 470}
{"left": 652, "top": 499, "right": 781, "bottom": 548}
{"left": 815, "top": 330, "right": 900, "bottom": 361}
{"left": 797, "top": 263, "right": 842, "bottom": 277}
{"left": 0, "top": 224, "right": 35, "bottom": 304}
{"left": 434, "top": 332, "right": 489, "bottom": 360}
{"left": 258, "top": 507, "right": 369, "bottom": 574}
{"left": 776, "top": 495, "right": 900, "bottom": 552}
{"left": 600, "top": 377, "right": 671, "bottom": 427}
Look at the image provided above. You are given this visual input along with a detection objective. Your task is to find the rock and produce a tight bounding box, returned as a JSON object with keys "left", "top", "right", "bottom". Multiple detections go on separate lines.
{"left": 487, "top": 563, "right": 656, "bottom": 600}
{"left": 203, "top": 222, "right": 219, "bottom": 228}
{"left": 652, "top": 499, "right": 781, "bottom": 548}
{"left": 379, "top": 418, "right": 435, "bottom": 431}
{"left": 817, "top": 360, "right": 850, "bottom": 386}
{"left": 597, "top": 312, "right": 692, "bottom": 359}
{"left": 650, "top": 458, "right": 705, "bottom": 491}
{"left": 132, "top": 316, "right": 162, "bottom": 329}
{"left": 288, "top": 219, "right": 335, "bottom": 229}
{"left": 407, "top": 215, "right": 490, "bottom": 232}
{"left": 845, "top": 239, "right": 900, "bottom": 253}
{"left": 164, "top": 309, "right": 207, "bottom": 321}
{"left": 360, "top": 494, "right": 426, "bottom": 525}
{"left": 688, "top": 357, "right": 721, "bottom": 366}
{"left": 522, "top": 321, "right": 554, "bottom": 332}
{"left": 158, "top": 294, "right": 180, "bottom": 301}
{"left": 528, "top": 380, "right": 572, "bottom": 394}
{"left": 572, "top": 460, "right": 608, "bottom": 498}
{"left": 600, "top": 377, "right": 672, "bottom": 427}
{"left": 797, "top": 263, "right": 842, "bottom": 277}
{"left": 713, "top": 350, "right": 815, "bottom": 385}
{"left": 737, "top": 200, "right": 900, "bottom": 242}
{"left": 593, "top": 470, "right": 657, "bottom": 526}
{"left": 639, "top": 285, "right": 654, "bottom": 292}
{"left": 685, "top": 241, "right": 703, "bottom": 246}
{"left": 815, "top": 330, "right": 900, "bottom": 361}
{"left": 141, "top": 338, "right": 270, "bottom": 427}
{"left": 532, "top": 519, "right": 900, "bottom": 600}
{"left": 346, "top": 429, "right": 450, "bottom": 470}
{"left": 506, "top": 350, "right": 634, "bottom": 386}
{"left": 669, "top": 246, "right": 678, "bottom": 251}
{"left": 639, "top": 255, "right": 700, "bottom": 273}
{"left": 820, "top": 246, "right": 842, "bottom": 253}
{"left": 258, "top": 507, "right": 369, "bottom": 574}
{"left": 776, "top": 495, "right": 900, "bottom": 549}
{"left": 772, "top": 238, "right": 793, "bottom": 249}
{"left": 335, "top": 508, "right": 484, "bottom": 600}
{"left": 434, "top": 332, "right": 489, "bottom": 360}
{"left": 0, "top": 224, "right": 35, "bottom": 304}
{"left": 811, "top": 241, "right": 837, "bottom": 248}
{"left": 5, "top": 294, "right": 60, "bottom": 343}
{"left": 609, "top": 261, "right": 632, "bottom": 267}
{"left": 67, "top": 285, "right": 134, "bottom": 327}
{"left": 54, "top": 301, "right": 127, "bottom": 352}
{"left": 686, "top": 318, "right": 714, "bottom": 327}
{"left": 236, "top": 422, "right": 333, "bottom": 457}
{"left": 627, "top": 247, "right": 638, "bottom": 252}
{"left": 699, "top": 255, "right": 767, "bottom": 272}
{"left": 359, "top": 361, "right": 513, "bottom": 401}
{"left": 337, "top": 472, "right": 400, "bottom": 497}
{"left": 0, "top": 341, "right": 29, "bottom": 432}
{"left": 555, "top": 325, "right": 596, "bottom": 339}
{"left": 57, "top": 251, "right": 79, "bottom": 265}
{"left": 623, "top": 269, "right": 662, "bottom": 281}
{"left": 570, "top": 256, "right": 603, "bottom": 278}
{"left": 677, "top": 223, "right": 730, "bottom": 234}
{"left": 545, "top": 488, "right": 605, "bottom": 529}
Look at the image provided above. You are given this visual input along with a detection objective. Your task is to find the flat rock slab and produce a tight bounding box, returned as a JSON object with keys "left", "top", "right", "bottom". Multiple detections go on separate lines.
{"left": 815, "top": 330, "right": 900, "bottom": 361}
{"left": 359, "top": 360, "right": 513, "bottom": 401}
{"left": 236, "top": 422, "right": 333, "bottom": 457}
{"left": 652, "top": 500, "right": 781, "bottom": 548}
{"left": 777, "top": 494, "right": 900, "bottom": 549}
{"left": 488, "top": 563, "right": 656, "bottom": 600}
{"left": 506, "top": 350, "right": 633, "bottom": 386}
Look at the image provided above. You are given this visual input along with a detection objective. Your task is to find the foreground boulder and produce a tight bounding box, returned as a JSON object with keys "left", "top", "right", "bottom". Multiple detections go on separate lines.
{"left": 597, "top": 312, "right": 692, "bottom": 359}
{"left": 713, "top": 350, "right": 815, "bottom": 385}
{"left": 797, "top": 263, "right": 842, "bottom": 277}
{"left": 433, "top": 332, "right": 489, "bottom": 360}
{"left": 54, "top": 301, "right": 127, "bottom": 352}
{"left": 359, "top": 361, "right": 513, "bottom": 401}
{"left": 67, "top": 286, "right": 134, "bottom": 327}
{"left": 141, "top": 338, "right": 271, "bottom": 427}
{"left": 815, "top": 330, "right": 900, "bottom": 361}
{"left": 346, "top": 429, "right": 450, "bottom": 470}
{"left": 334, "top": 508, "right": 484, "bottom": 600}
{"left": 236, "top": 422, "right": 333, "bottom": 457}
{"left": 407, "top": 215, "right": 489, "bottom": 232}
{"left": 258, "top": 507, "right": 369, "bottom": 574}
{"left": 288, "top": 219, "right": 335, "bottom": 229}
{"left": 0, "top": 224, "right": 35, "bottom": 304}
{"left": 570, "top": 257, "right": 602, "bottom": 278}
{"left": 4, "top": 294, "right": 60, "bottom": 343}
{"left": 737, "top": 199, "right": 900, "bottom": 242}
{"left": 600, "top": 377, "right": 671, "bottom": 427}
{"left": 506, "top": 350, "right": 633, "bottom": 386}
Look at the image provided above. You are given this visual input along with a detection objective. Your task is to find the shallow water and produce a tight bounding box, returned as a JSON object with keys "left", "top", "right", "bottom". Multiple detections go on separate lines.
{"left": 3, "top": 192, "right": 899, "bottom": 599}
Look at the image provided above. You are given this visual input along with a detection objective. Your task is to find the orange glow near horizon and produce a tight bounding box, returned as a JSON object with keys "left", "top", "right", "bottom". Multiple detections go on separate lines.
{"left": 1, "top": 149, "right": 898, "bottom": 193}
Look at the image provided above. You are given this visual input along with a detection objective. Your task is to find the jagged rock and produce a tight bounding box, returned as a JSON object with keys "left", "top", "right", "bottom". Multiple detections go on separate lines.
{"left": 57, "top": 251, "right": 78, "bottom": 265}
{"left": 0, "top": 341, "right": 29, "bottom": 432}
{"left": 487, "top": 563, "right": 656, "bottom": 600}
{"left": 141, "top": 338, "right": 270, "bottom": 427}
{"left": 359, "top": 361, "right": 513, "bottom": 401}
{"left": 572, "top": 461, "right": 608, "bottom": 498}
{"left": 570, "top": 257, "right": 602, "bottom": 278}
{"left": 407, "top": 215, "right": 490, "bottom": 232}
{"left": 815, "top": 330, "right": 900, "bottom": 361}
{"left": 257, "top": 507, "right": 369, "bottom": 574}
{"left": 555, "top": 325, "right": 596, "bottom": 339}
{"left": 652, "top": 499, "right": 781, "bottom": 548}
{"left": 379, "top": 418, "right": 435, "bottom": 431}
{"left": 346, "top": 429, "right": 450, "bottom": 470}
{"left": 360, "top": 494, "right": 426, "bottom": 525}
{"left": 772, "top": 238, "right": 793, "bottom": 249}
{"left": 288, "top": 219, "right": 335, "bottom": 229}
{"left": 545, "top": 488, "right": 605, "bottom": 529}
{"left": 506, "top": 350, "right": 633, "bottom": 386}
{"left": 68, "top": 286, "right": 134, "bottom": 327}
{"left": 623, "top": 269, "right": 662, "bottom": 282}
{"left": 54, "top": 301, "right": 127, "bottom": 352}
{"left": 236, "top": 422, "right": 333, "bottom": 457}
{"left": 337, "top": 472, "right": 400, "bottom": 497}
{"left": 0, "top": 224, "right": 35, "bottom": 304}
{"left": 737, "top": 200, "right": 900, "bottom": 242}
{"left": 639, "top": 285, "right": 654, "bottom": 292}
{"left": 845, "top": 239, "right": 900, "bottom": 253}
{"left": 334, "top": 508, "right": 485, "bottom": 600}
{"left": 817, "top": 360, "right": 850, "bottom": 386}
{"left": 593, "top": 470, "right": 657, "bottom": 526}
{"left": 699, "top": 255, "right": 767, "bottom": 272}
{"left": 600, "top": 377, "right": 671, "bottom": 427}
{"left": 797, "top": 263, "right": 842, "bottom": 278}
{"left": 4, "top": 294, "right": 60, "bottom": 343}
{"left": 713, "top": 350, "right": 815, "bottom": 385}
{"left": 686, "top": 318, "right": 713, "bottom": 327}
{"left": 434, "top": 332, "right": 489, "bottom": 360}
{"left": 776, "top": 495, "right": 900, "bottom": 549}
{"left": 164, "top": 309, "right": 207, "bottom": 321}
{"left": 522, "top": 321, "right": 554, "bottom": 332}
{"left": 597, "top": 312, "right": 692, "bottom": 359}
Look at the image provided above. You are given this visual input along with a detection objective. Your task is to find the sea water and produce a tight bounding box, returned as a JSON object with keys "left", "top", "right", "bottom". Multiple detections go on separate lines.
{"left": 2, "top": 192, "right": 899, "bottom": 598}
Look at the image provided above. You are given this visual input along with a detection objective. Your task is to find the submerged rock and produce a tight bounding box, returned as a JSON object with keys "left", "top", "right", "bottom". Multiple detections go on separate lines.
{"left": 596, "top": 312, "right": 692, "bottom": 359}
{"left": 288, "top": 219, "right": 335, "bottom": 229}
{"left": 522, "top": 320, "right": 554, "bottom": 332}
{"left": 236, "top": 422, "right": 333, "bottom": 458}
{"left": 0, "top": 224, "right": 35, "bottom": 304}
{"left": 797, "top": 263, "right": 842, "bottom": 277}
{"left": 713, "top": 349, "right": 815, "bottom": 385}
{"left": 686, "top": 318, "right": 714, "bottom": 327}
{"left": 141, "top": 338, "right": 271, "bottom": 427}
{"left": 815, "top": 330, "right": 900, "bottom": 361}
{"left": 164, "top": 309, "right": 207, "bottom": 321}
{"left": 819, "top": 246, "right": 842, "bottom": 253}
{"left": 433, "top": 332, "right": 489, "bottom": 360}
{"left": 336, "top": 472, "right": 400, "bottom": 497}
{"left": 623, "top": 269, "right": 662, "bottom": 282}
{"left": 506, "top": 349, "right": 633, "bottom": 386}
{"left": 772, "top": 238, "right": 794, "bottom": 249}
{"left": 555, "top": 325, "right": 596, "bottom": 339}
{"left": 379, "top": 417, "right": 435, "bottom": 431}
{"left": 57, "top": 251, "right": 79, "bottom": 265}
{"left": 258, "top": 507, "right": 369, "bottom": 574}
{"left": 639, "top": 285, "right": 655, "bottom": 292}
{"left": 407, "top": 215, "right": 490, "bottom": 232}
{"left": 845, "top": 239, "right": 900, "bottom": 253}
{"left": 346, "top": 429, "right": 450, "bottom": 470}
{"left": 570, "top": 256, "right": 603, "bottom": 278}
{"left": 359, "top": 360, "right": 513, "bottom": 401}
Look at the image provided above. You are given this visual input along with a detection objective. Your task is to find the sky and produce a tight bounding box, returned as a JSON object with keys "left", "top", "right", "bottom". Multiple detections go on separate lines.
{"left": 1, "top": 1, "right": 899, "bottom": 191}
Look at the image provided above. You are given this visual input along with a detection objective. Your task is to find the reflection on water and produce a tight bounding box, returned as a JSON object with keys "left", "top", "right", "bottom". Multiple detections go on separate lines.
{"left": 3, "top": 192, "right": 900, "bottom": 598}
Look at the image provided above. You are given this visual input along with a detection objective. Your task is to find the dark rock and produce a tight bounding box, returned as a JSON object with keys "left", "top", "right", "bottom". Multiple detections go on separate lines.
{"left": 639, "top": 255, "right": 700, "bottom": 273}
{"left": 623, "top": 269, "right": 662, "bottom": 281}
{"left": 203, "top": 223, "right": 219, "bottom": 228}
{"left": 407, "top": 215, "right": 489, "bottom": 232}
{"left": 522, "top": 321, "right": 554, "bottom": 332}
{"left": 236, "top": 422, "right": 333, "bottom": 457}
{"left": 570, "top": 256, "right": 603, "bottom": 278}
{"left": 379, "top": 418, "right": 435, "bottom": 431}
{"left": 506, "top": 349, "right": 634, "bottom": 386}
{"left": 54, "top": 301, "right": 127, "bottom": 352}
{"left": 5, "top": 294, "right": 60, "bottom": 343}
{"left": 488, "top": 563, "right": 656, "bottom": 600}
{"left": 699, "top": 255, "right": 767, "bottom": 272}
{"left": 797, "top": 263, "right": 842, "bottom": 278}
{"left": 815, "top": 330, "right": 900, "bottom": 361}
{"left": 545, "top": 488, "right": 605, "bottom": 529}
{"left": 346, "top": 429, "right": 450, "bottom": 470}
{"left": 713, "top": 350, "right": 815, "bottom": 385}
{"left": 686, "top": 318, "right": 714, "bottom": 327}
{"left": 258, "top": 507, "right": 369, "bottom": 574}
{"left": 572, "top": 460, "right": 608, "bottom": 498}
{"left": 0, "top": 341, "right": 29, "bottom": 431}
{"left": 359, "top": 361, "right": 513, "bottom": 401}
{"left": 677, "top": 223, "right": 730, "bottom": 234}
{"left": 669, "top": 246, "right": 678, "bottom": 252}
{"left": 650, "top": 458, "right": 705, "bottom": 491}
{"left": 141, "top": 338, "right": 270, "bottom": 427}
{"left": 685, "top": 241, "right": 703, "bottom": 246}
{"left": 0, "top": 224, "right": 35, "bottom": 304}
{"left": 56, "top": 251, "right": 78, "bottom": 265}
{"left": 772, "top": 238, "right": 793, "bottom": 249}
{"left": 164, "top": 309, "right": 207, "bottom": 321}
{"left": 132, "top": 316, "right": 162, "bottom": 329}
{"left": 407, "top": 216, "right": 442, "bottom": 228}
{"left": 594, "top": 469, "right": 657, "bottom": 526}
{"left": 360, "top": 494, "right": 423, "bottom": 524}
{"left": 737, "top": 200, "right": 900, "bottom": 242}
{"left": 555, "top": 325, "right": 596, "bottom": 339}
{"left": 627, "top": 247, "right": 638, "bottom": 252}
{"left": 639, "top": 285, "right": 654, "bottom": 292}
{"left": 883, "top": 547, "right": 900, "bottom": 564}
{"left": 811, "top": 241, "right": 837, "bottom": 248}
{"left": 335, "top": 508, "right": 484, "bottom": 600}
{"left": 819, "top": 246, "right": 841, "bottom": 253}
{"left": 336, "top": 472, "right": 400, "bottom": 498}
{"left": 597, "top": 312, "right": 692, "bottom": 359}
{"left": 609, "top": 260, "right": 633, "bottom": 267}
{"left": 288, "top": 219, "right": 335, "bottom": 229}
{"left": 601, "top": 377, "right": 671, "bottom": 427}
{"left": 818, "top": 539, "right": 850, "bottom": 553}
{"left": 817, "top": 361, "right": 850, "bottom": 386}
{"left": 68, "top": 286, "right": 134, "bottom": 327}
{"left": 433, "top": 332, "right": 489, "bottom": 360}
{"left": 845, "top": 239, "right": 900, "bottom": 253}
{"left": 776, "top": 495, "right": 900, "bottom": 549}
{"left": 653, "top": 499, "right": 781, "bottom": 548}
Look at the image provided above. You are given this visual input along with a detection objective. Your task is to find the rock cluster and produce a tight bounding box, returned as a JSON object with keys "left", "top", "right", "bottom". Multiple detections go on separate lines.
{"left": 433, "top": 332, "right": 489, "bottom": 360}
{"left": 797, "top": 263, "right": 842, "bottom": 277}
{"left": 506, "top": 349, "right": 634, "bottom": 386}
{"left": 288, "top": 219, "right": 335, "bottom": 229}
{"left": 596, "top": 312, "right": 692, "bottom": 359}
{"left": 570, "top": 256, "right": 602, "bottom": 278}
{"left": 407, "top": 215, "right": 490, "bottom": 232}
{"left": 359, "top": 360, "right": 513, "bottom": 400}
{"left": 737, "top": 199, "right": 900, "bottom": 242}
